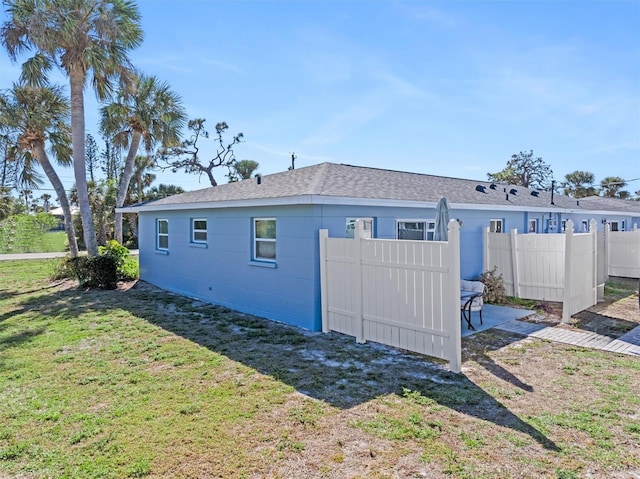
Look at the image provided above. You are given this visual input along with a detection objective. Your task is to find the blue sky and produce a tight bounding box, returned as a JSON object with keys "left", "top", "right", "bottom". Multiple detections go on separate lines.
{"left": 1, "top": 0, "right": 639, "bottom": 196}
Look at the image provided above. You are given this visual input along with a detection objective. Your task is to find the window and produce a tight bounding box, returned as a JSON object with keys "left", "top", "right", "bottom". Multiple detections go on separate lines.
{"left": 561, "top": 220, "right": 567, "bottom": 232}
{"left": 254, "top": 218, "right": 276, "bottom": 261}
{"left": 489, "top": 219, "right": 503, "bottom": 233}
{"left": 346, "top": 218, "right": 373, "bottom": 238}
{"left": 582, "top": 220, "right": 589, "bottom": 232}
{"left": 396, "top": 220, "right": 435, "bottom": 240}
{"left": 528, "top": 219, "right": 537, "bottom": 233}
{"left": 157, "top": 219, "right": 169, "bottom": 250}
{"left": 610, "top": 221, "right": 619, "bottom": 232}
{"left": 192, "top": 218, "right": 207, "bottom": 243}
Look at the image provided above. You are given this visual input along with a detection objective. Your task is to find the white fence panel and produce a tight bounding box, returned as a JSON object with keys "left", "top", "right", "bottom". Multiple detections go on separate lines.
{"left": 320, "top": 220, "right": 462, "bottom": 372}
{"left": 606, "top": 226, "right": 640, "bottom": 279}
{"left": 516, "top": 233, "right": 565, "bottom": 301}
{"left": 484, "top": 220, "right": 598, "bottom": 322}
{"left": 483, "top": 230, "right": 515, "bottom": 295}
{"left": 563, "top": 226, "right": 597, "bottom": 321}
{"left": 320, "top": 236, "right": 360, "bottom": 338}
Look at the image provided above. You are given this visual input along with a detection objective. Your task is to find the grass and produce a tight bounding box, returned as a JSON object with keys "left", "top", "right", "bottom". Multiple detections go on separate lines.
{"left": 2, "top": 230, "right": 68, "bottom": 254}
{"left": 1, "top": 260, "right": 639, "bottom": 478}
{"left": 37, "top": 231, "right": 68, "bottom": 253}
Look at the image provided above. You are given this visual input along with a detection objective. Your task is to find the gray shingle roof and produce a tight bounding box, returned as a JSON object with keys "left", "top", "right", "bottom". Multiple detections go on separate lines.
{"left": 123, "top": 162, "right": 640, "bottom": 214}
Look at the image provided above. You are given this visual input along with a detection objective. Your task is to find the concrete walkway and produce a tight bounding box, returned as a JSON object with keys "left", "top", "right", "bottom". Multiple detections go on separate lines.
{"left": 0, "top": 250, "right": 138, "bottom": 260}
{"left": 495, "top": 320, "right": 640, "bottom": 357}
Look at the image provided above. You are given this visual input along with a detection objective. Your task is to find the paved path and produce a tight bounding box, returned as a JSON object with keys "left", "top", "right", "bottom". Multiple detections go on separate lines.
{"left": 496, "top": 320, "right": 640, "bottom": 356}
{"left": 0, "top": 250, "right": 138, "bottom": 261}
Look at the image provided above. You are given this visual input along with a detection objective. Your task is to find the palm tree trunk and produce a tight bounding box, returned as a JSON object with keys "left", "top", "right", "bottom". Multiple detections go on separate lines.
{"left": 33, "top": 144, "right": 79, "bottom": 258}
{"left": 114, "top": 130, "right": 142, "bottom": 244}
{"left": 70, "top": 70, "right": 99, "bottom": 255}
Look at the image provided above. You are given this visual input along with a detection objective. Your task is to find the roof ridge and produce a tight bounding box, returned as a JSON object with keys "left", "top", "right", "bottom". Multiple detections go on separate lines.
{"left": 308, "top": 162, "right": 331, "bottom": 194}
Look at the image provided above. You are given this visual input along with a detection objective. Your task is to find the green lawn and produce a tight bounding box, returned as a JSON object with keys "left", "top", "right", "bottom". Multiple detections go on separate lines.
{"left": 0, "top": 230, "right": 68, "bottom": 254}
{"left": 1, "top": 260, "right": 639, "bottom": 478}
{"left": 37, "top": 231, "right": 68, "bottom": 253}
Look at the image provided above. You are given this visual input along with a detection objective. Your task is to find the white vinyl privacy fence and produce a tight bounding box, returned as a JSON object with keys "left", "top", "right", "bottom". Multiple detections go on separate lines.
{"left": 604, "top": 224, "right": 640, "bottom": 279}
{"left": 319, "top": 220, "right": 462, "bottom": 372}
{"left": 484, "top": 219, "right": 598, "bottom": 322}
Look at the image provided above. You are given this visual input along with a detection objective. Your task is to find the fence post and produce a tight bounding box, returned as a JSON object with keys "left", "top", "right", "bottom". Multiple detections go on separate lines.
{"left": 590, "top": 219, "right": 598, "bottom": 304}
{"left": 319, "top": 229, "right": 329, "bottom": 333}
{"left": 562, "top": 219, "right": 575, "bottom": 323}
{"left": 354, "top": 219, "right": 365, "bottom": 344}
{"left": 448, "top": 219, "right": 462, "bottom": 374}
{"left": 510, "top": 228, "right": 520, "bottom": 298}
{"left": 604, "top": 221, "right": 609, "bottom": 278}
{"left": 483, "top": 226, "right": 489, "bottom": 273}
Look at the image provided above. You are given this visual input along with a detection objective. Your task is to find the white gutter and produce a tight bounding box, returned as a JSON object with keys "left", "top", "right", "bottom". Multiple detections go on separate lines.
{"left": 116, "top": 194, "right": 636, "bottom": 216}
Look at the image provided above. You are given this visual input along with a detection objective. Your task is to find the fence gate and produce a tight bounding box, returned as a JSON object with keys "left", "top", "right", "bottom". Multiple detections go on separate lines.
{"left": 319, "top": 220, "right": 462, "bottom": 372}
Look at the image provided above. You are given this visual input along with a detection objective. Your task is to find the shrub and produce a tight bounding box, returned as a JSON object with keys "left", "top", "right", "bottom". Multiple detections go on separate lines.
{"left": 479, "top": 267, "right": 506, "bottom": 304}
{"left": 52, "top": 241, "right": 138, "bottom": 288}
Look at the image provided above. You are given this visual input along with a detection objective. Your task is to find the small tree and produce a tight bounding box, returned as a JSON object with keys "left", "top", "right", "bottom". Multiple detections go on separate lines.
{"left": 487, "top": 150, "right": 553, "bottom": 190}
{"left": 159, "top": 119, "right": 243, "bottom": 187}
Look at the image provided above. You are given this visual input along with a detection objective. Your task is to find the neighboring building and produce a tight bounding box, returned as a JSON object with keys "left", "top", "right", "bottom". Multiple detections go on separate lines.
{"left": 119, "top": 163, "right": 640, "bottom": 331}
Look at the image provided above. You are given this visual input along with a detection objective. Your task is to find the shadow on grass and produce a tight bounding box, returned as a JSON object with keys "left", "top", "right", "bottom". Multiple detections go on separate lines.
{"left": 5, "top": 281, "right": 559, "bottom": 452}
{"left": 572, "top": 310, "right": 639, "bottom": 338}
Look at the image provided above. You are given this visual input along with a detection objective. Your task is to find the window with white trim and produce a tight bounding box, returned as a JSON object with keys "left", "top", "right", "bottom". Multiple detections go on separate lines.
{"left": 528, "top": 219, "right": 537, "bottom": 233}
{"left": 346, "top": 218, "right": 373, "bottom": 238}
{"left": 610, "top": 221, "right": 619, "bottom": 232}
{"left": 192, "top": 218, "right": 207, "bottom": 243}
{"left": 582, "top": 220, "right": 589, "bottom": 232}
{"left": 489, "top": 219, "right": 503, "bottom": 233}
{"left": 157, "top": 219, "right": 169, "bottom": 250}
{"left": 254, "top": 218, "right": 276, "bottom": 261}
{"left": 396, "top": 220, "right": 435, "bottom": 241}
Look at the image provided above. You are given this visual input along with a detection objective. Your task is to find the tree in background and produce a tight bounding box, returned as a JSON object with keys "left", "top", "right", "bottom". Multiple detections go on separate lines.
{"left": 85, "top": 134, "right": 100, "bottom": 183}
{"left": 227, "top": 159, "right": 259, "bottom": 182}
{"left": 487, "top": 150, "right": 553, "bottom": 190}
{"left": 562, "top": 170, "right": 597, "bottom": 198}
{"left": 2, "top": 0, "right": 144, "bottom": 256}
{"left": 600, "top": 177, "right": 630, "bottom": 199}
{"left": 145, "top": 183, "right": 184, "bottom": 200}
{"left": 159, "top": 119, "right": 243, "bottom": 187}
{"left": 101, "top": 136, "right": 123, "bottom": 182}
{"left": 100, "top": 71, "right": 186, "bottom": 243}
{"left": 0, "top": 84, "right": 79, "bottom": 256}
{"left": 130, "top": 155, "right": 156, "bottom": 202}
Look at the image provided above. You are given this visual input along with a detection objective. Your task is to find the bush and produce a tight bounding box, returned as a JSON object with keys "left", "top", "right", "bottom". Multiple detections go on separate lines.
{"left": 479, "top": 267, "right": 507, "bottom": 304}
{"left": 52, "top": 241, "right": 138, "bottom": 288}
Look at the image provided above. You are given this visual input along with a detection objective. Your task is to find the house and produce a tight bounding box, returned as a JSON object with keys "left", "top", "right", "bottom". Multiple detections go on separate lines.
{"left": 119, "top": 162, "right": 640, "bottom": 331}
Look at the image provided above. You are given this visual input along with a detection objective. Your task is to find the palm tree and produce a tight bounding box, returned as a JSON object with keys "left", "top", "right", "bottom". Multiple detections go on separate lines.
{"left": 145, "top": 183, "right": 184, "bottom": 200}
{"left": 228, "top": 159, "right": 259, "bottom": 182}
{"left": 2, "top": 0, "right": 144, "bottom": 255}
{"left": 131, "top": 154, "right": 156, "bottom": 202}
{"left": 100, "top": 72, "right": 186, "bottom": 243}
{"left": 600, "top": 176, "right": 629, "bottom": 199}
{"left": 0, "top": 84, "right": 79, "bottom": 256}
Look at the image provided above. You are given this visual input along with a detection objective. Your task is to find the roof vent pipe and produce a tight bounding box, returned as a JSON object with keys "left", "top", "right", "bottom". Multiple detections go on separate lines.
{"left": 256, "top": 175, "right": 262, "bottom": 185}
{"left": 577, "top": 200, "right": 580, "bottom": 206}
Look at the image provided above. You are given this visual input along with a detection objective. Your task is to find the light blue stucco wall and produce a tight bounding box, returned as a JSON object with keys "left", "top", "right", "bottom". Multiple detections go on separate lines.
{"left": 139, "top": 205, "right": 324, "bottom": 331}
{"left": 137, "top": 202, "right": 637, "bottom": 332}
